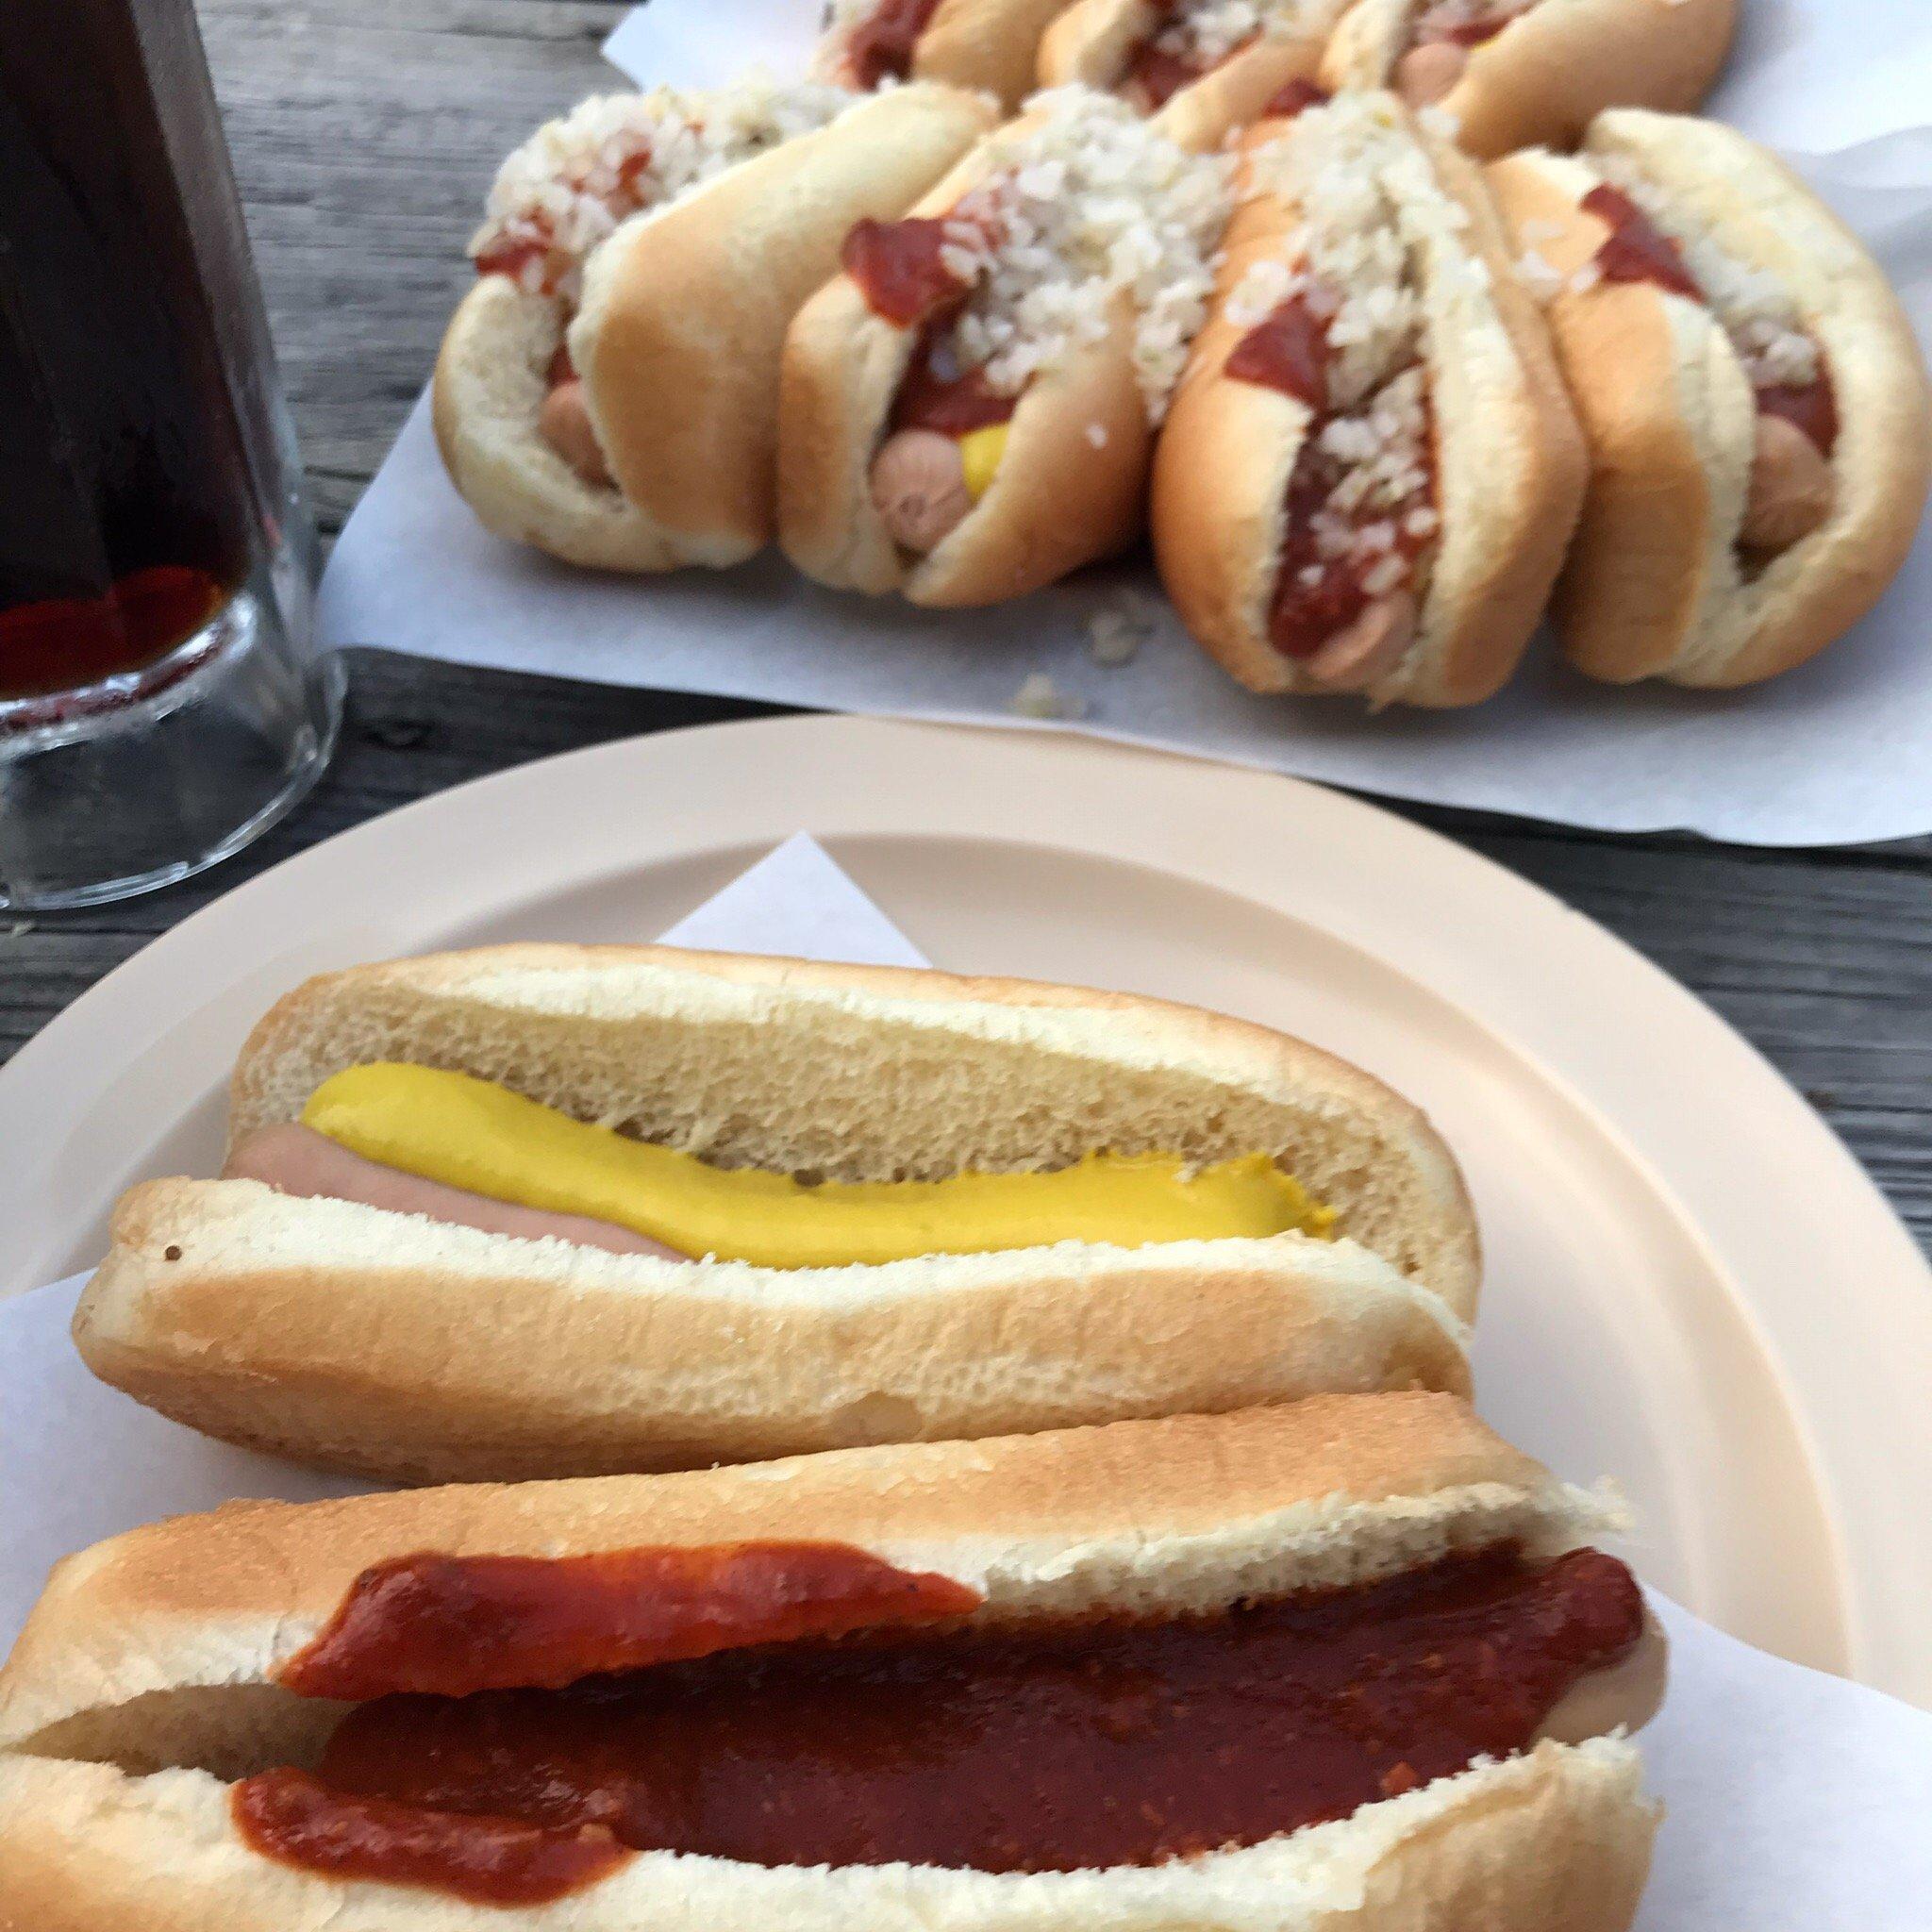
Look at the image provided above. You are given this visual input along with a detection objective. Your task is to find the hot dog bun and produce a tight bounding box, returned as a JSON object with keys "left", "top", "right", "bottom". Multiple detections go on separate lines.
{"left": 818, "top": 0, "right": 1078, "bottom": 108}
{"left": 1488, "top": 112, "right": 1932, "bottom": 687}
{"left": 72, "top": 943, "right": 1478, "bottom": 1483}
{"left": 1320, "top": 0, "right": 1737, "bottom": 159}
{"left": 1036, "top": 0, "right": 1346, "bottom": 153}
{"left": 779, "top": 88, "right": 1230, "bottom": 606}
{"left": 1153, "top": 92, "right": 1585, "bottom": 707}
{"left": 0, "top": 1397, "right": 1662, "bottom": 1931}
{"left": 434, "top": 82, "right": 996, "bottom": 573}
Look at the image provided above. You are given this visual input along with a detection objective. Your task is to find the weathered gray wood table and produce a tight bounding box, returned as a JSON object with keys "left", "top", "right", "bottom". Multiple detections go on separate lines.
{"left": 3, "top": 0, "right": 1927, "bottom": 1257}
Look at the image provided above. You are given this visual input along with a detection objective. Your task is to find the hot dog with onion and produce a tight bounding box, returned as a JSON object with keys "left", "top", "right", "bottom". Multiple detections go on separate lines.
{"left": 1152, "top": 90, "right": 1585, "bottom": 706}
{"left": 779, "top": 86, "right": 1232, "bottom": 605}
{"left": 1488, "top": 111, "right": 1932, "bottom": 687}
{"left": 1318, "top": 0, "right": 1736, "bottom": 158}
{"left": 814, "top": 0, "right": 1078, "bottom": 108}
{"left": 0, "top": 1396, "right": 1664, "bottom": 1929}
{"left": 433, "top": 76, "right": 995, "bottom": 573}
{"left": 1036, "top": 0, "right": 1352, "bottom": 151}
{"left": 73, "top": 942, "right": 1478, "bottom": 1483}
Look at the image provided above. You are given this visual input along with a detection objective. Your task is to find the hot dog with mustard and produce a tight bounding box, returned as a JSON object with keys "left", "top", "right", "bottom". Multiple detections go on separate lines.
{"left": 74, "top": 943, "right": 1478, "bottom": 1483}
{"left": 779, "top": 85, "right": 1233, "bottom": 605}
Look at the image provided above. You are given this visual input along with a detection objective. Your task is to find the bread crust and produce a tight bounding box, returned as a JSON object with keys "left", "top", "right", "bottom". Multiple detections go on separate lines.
{"left": 914, "top": 0, "right": 1087, "bottom": 106}
{"left": 0, "top": 1737, "right": 1657, "bottom": 1932}
{"left": 1486, "top": 146, "right": 1749, "bottom": 683}
{"left": 74, "top": 1176, "right": 1471, "bottom": 1484}
{"left": 432, "top": 279, "right": 691, "bottom": 572}
{"left": 435, "top": 85, "right": 994, "bottom": 572}
{"left": 776, "top": 114, "right": 1165, "bottom": 605}
{"left": 0, "top": 1399, "right": 1657, "bottom": 1930}
{"left": 3, "top": 1395, "right": 1597, "bottom": 1751}
{"left": 220, "top": 942, "right": 1481, "bottom": 1316}
{"left": 1153, "top": 98, "right": 1585, "bottom": 708}
{"left": 1037, "top": 0, "right": 1338, "bottom": 154}
{"left": 1491, "top": 114, "right": 1932, "bottom": 686}
{"left": 1321, "top": 0, "right": 1738, "bottom": 159}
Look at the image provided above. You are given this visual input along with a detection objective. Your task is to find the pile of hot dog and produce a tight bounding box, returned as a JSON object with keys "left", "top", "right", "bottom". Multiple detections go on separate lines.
{"left": 433, "top": 0, "right": 1929, "bottom": 705}
{"left": 10, "top": 941, "right": 1674, "bottom": 1926}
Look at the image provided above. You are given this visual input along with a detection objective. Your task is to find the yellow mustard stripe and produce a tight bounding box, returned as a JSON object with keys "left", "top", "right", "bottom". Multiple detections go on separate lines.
{"left": 303, "top": 1062, "right": 1336, "bottom": 1269}
{"left": 959, "top": 423, "right": 1009, "bottom": 502}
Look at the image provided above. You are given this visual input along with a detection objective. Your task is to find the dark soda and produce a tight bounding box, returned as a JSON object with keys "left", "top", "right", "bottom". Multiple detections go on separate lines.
{"left": 0, "top": 0, "right": 269, "bottom": 702}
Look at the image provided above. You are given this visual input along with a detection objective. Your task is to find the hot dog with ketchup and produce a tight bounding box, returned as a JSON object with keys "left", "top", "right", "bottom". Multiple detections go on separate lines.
{"left": 779, "top": 86, "right": 1232, "bottom": 606}
{"left": 74, "top": 943, "right": 1478, "bottom": 1483}
{"left": 1037, "top": 0, "right": 1353, "bottom": 152}
{"left": 1319, "top": 0, "right": 1736, "bottom": 158}
{"left": 0, "top": 1396, "right": 1665, "bottom": 1929}
{"left": 1489, "top": 111, "right": 1932, "bottom": 687}
{"left": 1152, "top": 89, "right": 1585, "bottom": 707}
{"left": 433, "top": 77, "right": 994, "bottom": 573}
{"left": 815, "top": 0, "right": 1078, "bottom": 108}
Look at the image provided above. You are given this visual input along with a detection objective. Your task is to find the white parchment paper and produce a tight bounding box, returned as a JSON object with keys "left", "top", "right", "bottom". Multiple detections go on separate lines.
{"left": 4, "top": 835, "right": 1930, "bottom": 1924}
{"left": 315, "top": 0, "right": 1932, "bottom": 847}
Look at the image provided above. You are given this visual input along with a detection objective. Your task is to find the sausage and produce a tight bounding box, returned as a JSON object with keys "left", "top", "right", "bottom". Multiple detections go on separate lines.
{"left": 538, "top": 377, "right": 614, "bottom": 489}
{"left": 1392, "top": 41, "right": 1468, "bottom": 106}
{"left": 1535, "top": 1608, "right": 1669, "bottom": 1745}
{"left": 224, "top": 1123, "right": 688, "bottom": 1260}
{"left": 1740, "top": 410, "right": 1833, "bottom": 553}
{"left": 1303, "top": 591, "right": 1419, "bottom": 691}
{"left": 871, "top": 428, "right": 974, "bottom": 552}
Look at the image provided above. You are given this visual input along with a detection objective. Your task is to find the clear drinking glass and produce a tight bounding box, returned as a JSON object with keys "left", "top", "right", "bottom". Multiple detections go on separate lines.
{"left": 0, "top": 0, "right": 343, "bottom": 909}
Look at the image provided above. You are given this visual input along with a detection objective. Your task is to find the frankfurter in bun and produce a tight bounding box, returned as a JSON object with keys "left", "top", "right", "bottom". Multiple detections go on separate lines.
{"left": 434, "top": 77, "right": 995, "bottom": 572}
{"left": 1037, "top": 0, "right": 1352, "bottom": 152}
{"left": 1319, "top": 0, "right": 1736, "bottom": 158}
{"left": 0, "top": 1395, "right": 1664, "bottom": 1929}
{"left": 815, "top": 0, "right": 1077, "bottom": 108}
{"left": 1153, "top": 90, "right": 1585, "bottom": 706}
{"left": 73, "top": 944, "right": 1478, "bottom": 1484}
{"left": 1489, "top": 111, "right": 1932, "bottom": 687}
{"left": 779, "top": 86, "right": 1232, "bottom": 604}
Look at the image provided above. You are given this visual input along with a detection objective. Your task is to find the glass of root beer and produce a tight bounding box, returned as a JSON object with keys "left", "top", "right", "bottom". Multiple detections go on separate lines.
{"left": 0, "top": 0, "right": 342, "bottom": 909}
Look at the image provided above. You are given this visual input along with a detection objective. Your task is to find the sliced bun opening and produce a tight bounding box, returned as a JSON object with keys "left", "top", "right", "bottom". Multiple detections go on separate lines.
{"left": 227, "top": 946, "right": 1478, "bottom": 1312}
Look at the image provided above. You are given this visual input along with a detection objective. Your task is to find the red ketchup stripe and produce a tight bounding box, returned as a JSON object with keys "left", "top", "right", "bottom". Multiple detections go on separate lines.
{"left": 276, "top": 1543, "right": 982, "bottom": 1701}
{"left": 1262, "top": 77, "right": 1331, "bottom": 121}
{"left": 845, "top": 0, "right": 943, "bottom": 88}
{"left": 1580, "top": 184, "right": 1702, "bottom": 301}
{"left": 841, "top": 216, "right": 972, "bottom": 329}
{"left": 234, "top": 1772, "right": 631, "bottom": 1906}
{"left": 235, "top": 1547, "right": 1646, "bottom": 1896}
{"left": 1225, "top": 293, "right": 1332, "bottom": 409}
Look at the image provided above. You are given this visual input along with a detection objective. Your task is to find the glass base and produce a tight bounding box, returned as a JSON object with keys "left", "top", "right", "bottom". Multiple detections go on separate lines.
{"left": 0, "top": 588, "right": 344, "bottom": 912}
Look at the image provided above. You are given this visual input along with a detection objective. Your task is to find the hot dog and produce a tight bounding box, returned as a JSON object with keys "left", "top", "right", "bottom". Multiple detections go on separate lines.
{"left": 815, "top": 0, "right": 1078, "bottom": 108}
{"left": 1489, "top": 111, "right": 1932, "bottom": 687}
{"left": 1036, "top": 0, "right": 1352, "bottom": 152}
{"left": 73, "top": 943, "right": 1478, "bottom": 1484}
{"left": 1152, "top": 91, "right": 1585, "bottom": 707}
{"left": 1318, "top": 0, "right": 1736, "bottom": 158}
{"left": 0, "top": 1396, "right": 1664, "bottom": 1929}
{"left": 433, "top": 77, "right": 995, "bottom": 573}
{"left": 778, "top": 86, "right": 1232, "bottom": 605}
